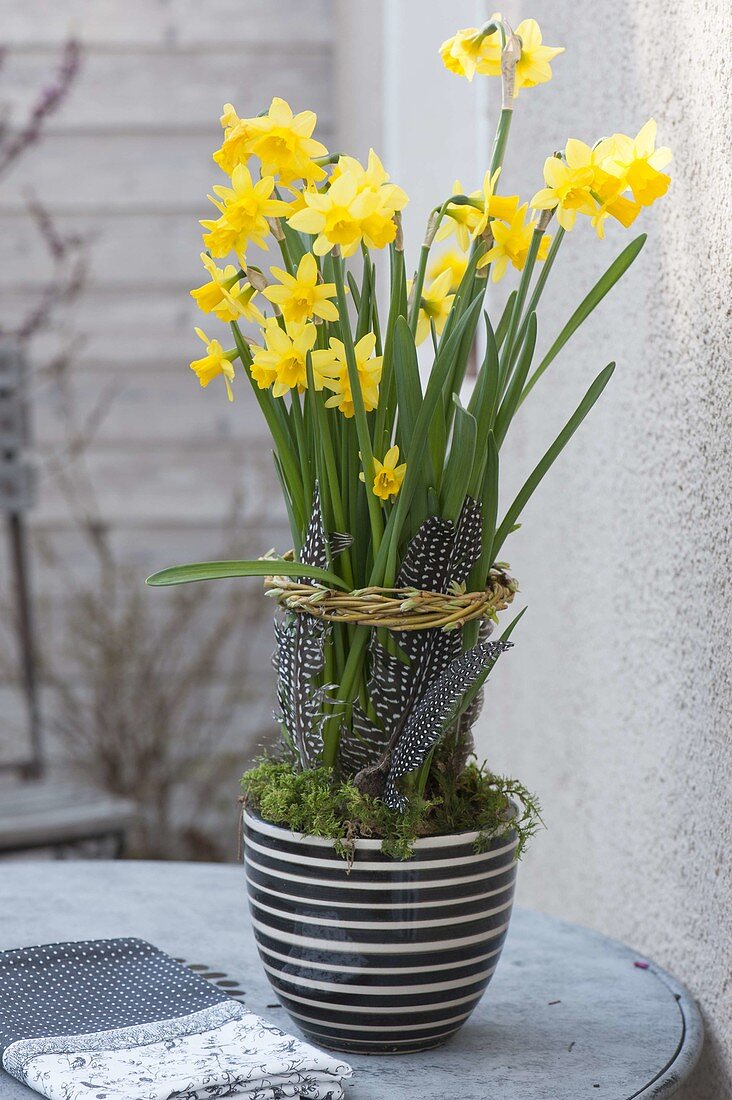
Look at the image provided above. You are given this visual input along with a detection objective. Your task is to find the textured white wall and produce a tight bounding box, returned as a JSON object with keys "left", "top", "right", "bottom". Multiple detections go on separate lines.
{"left": 476, "top": 4, "right": 732, "bottom": 1098}
{"left": 340, "top": 2, "right": 731, "bottom": 1096}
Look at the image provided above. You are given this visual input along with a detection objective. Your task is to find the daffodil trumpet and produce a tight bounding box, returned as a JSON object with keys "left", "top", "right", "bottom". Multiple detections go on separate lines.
{"left": 149, "top": 17, "right": 671, "bottom": 799}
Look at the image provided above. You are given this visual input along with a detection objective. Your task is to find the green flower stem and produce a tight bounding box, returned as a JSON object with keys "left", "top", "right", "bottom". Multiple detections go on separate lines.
{"left": 288, "top": 389, "right": 313, "bottom": 516}
{"left": 306, "top": 355, "right": 355, "bottom": 590}
{"left": 332, "top": 254, "right": 383, "bottom": 560}
{"left": 321, "top": 625, "right": 370, "bottom": 768}
{"left": 505, "top": 227, "right": 565, "bottom": 377}
{"left": 274, "top": 224, "right": 295, "bottom": 275}
{"left": 499, "top": 227, "right": 543, "bottom": 394}
{"left": 523, "top": 226, "right": 564, "bottom": 320}
{"left": 230, "top": 321, "right": 306, "bottom": 534}
{"left": 407, "top": 244, "right": 431, "bottom": 335}
{"left": 488, "top": 108, "right": 513, "bottom": 178}
{"left": 408, "top": 204, "right": 447, "bottom": 337}
{"left": 462, "top": 105, "right": 514, "bottom": 300}
{"left": 370, "top": 269, "right": 383, "bottom": 355}
{"left": 374, "top": 243, "right": 406, "bottom": 457}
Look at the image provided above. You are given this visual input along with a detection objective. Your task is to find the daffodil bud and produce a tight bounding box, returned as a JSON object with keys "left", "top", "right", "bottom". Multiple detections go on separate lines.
{"left": 501, "top": 26, "right": 522, "bottom": 110}
{"left": 423, "top": 210, "right": 441, "bottom": 249}
{"left": 246, "top": 267, "right": 269, "bottom": 293}
{"left": 393, "top": 212, "right": 404, "bottom": 252}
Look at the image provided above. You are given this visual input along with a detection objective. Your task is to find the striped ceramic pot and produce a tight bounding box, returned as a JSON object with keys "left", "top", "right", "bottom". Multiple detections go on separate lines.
{"left": 242, "top": 809, "right": 518, "bottom": 1054}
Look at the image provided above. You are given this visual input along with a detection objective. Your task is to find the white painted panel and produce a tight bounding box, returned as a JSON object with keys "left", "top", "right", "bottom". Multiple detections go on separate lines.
{"left": 23, "top": 520, "right": 290, "bottom": 584}
{"left": 2, "top": 0, "right": 334, "bottom": 48}
{"left": 0, "top": 0, "right": 336, "bottom": 792}
{"left": 2, "top": 46, "right": 332, "bottom": 130}
{"left": 1, "top": 212, "right": 302, "bottom": 293}
{"left": 0, "top": 213, "right": 201, "bottom": 290}
{"left": 3, "top": 288, "right": 259, "bottom": 366}
{"left": 31, "top": 440, "right": 282, "bottom": 526}
{"left": 31, "top": 366, "right": 275, "bottom": 447}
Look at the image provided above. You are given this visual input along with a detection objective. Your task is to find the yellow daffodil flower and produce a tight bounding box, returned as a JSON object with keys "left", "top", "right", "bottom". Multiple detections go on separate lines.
{"left": 478, "top": 204, "right": 550, "bottom": 281}
{"left": 190, "top": 254, "right": 265, "bottom": 324}
{"left": 288, "top": 153, "right": 408, "bottom": 257}
{"left": 212, "top": 104, "right": 255, "bottom": 175}
{"left": 512, "top": 19, "right": 564, "bottom": 96}
{"left": 287, "top": 171, "right": 368, "bottom": 257}
{"left": 531, "top": 131, "right": 664, "bottom": 239}
{"left": 213, "top": 98, "right": 328, "bottom": 185}
{"left": 440, "top": 24, "right": 502, "bottom": 82}
{"left": 590, "top": 177, "right": 642, "bottom": 239}
{"left": 413, "top": 270, "right": 455, "bottom": 346}
{"left": 219, "top": 103, "right": 240, "bottom": 132}
{"left": 517, "top": 228, "right": 551, "bottom": 269}
{"left": 228, "top": 282, "right": 267, "bottom": 325}
{"left": 558, "top": 138, "right": 642, "bottom": 239}
{"left": 427, "top": 248, "right": 469, "bottom": 291}
{"left": 602, "top": 119, "right": 672, "bottom": 207}
{"left": 361, "top": 445, "right": 407, "bottom": 501}
{"left": 331, "top": 149, "right": 408, "bottom": 207}
{"left": 440, "top": 17, "right": 563, "bottom": 94}
{"left": 249, "top": 318, "right": 337, "bottom": 397}
{"left": 189, "top": 327, "right": 237, "bottom": 402}
{"left": 472, "top": 168, "right": 521, "bottom": 236}
{"left": 437, "top": 173, "right": 519, "bottom": 250}
{"left": 321, "top": 332, "right": 383, "bottom": 418}
{"left": 246, "top": 97, "right": 328, "bottom": 185}
{"left": 282, "top": 182, "right": 318, "bottom": 216}
{"left": 435, "top": 181, "right": 481, "bottom": 250}
{"left": 201, "top": 164, "right": 291, "bottom": 261}
{"left": 262, "top": 252, "right": 339, "bottom": 324}
{"left": 331, "top": 150, "right": 409, "bottom": 249}
{"left": 531, "top": 151, "right": 598, "bottom": 231}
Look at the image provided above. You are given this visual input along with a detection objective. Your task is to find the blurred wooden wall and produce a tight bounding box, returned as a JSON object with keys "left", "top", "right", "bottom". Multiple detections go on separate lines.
{"left": 0, "top": 0, "right": 334, "bottom": 767}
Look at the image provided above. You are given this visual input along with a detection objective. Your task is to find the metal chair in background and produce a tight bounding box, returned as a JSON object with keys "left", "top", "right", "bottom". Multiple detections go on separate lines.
{"left": 0, "top": 341, "right": 136, "bottom": 858}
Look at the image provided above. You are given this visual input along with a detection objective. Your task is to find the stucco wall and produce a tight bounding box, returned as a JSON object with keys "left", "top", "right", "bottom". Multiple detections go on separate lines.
{"left": 338, "top": 2, "right": 731, "bottom": 1095}
{"left": 475, "top": 4, "right": 732, "bottom": 1097}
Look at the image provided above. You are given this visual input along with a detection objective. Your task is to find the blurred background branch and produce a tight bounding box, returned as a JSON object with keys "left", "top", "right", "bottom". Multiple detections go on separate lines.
{"left": 0, "top": 34, "right": 272, "bottom": 860}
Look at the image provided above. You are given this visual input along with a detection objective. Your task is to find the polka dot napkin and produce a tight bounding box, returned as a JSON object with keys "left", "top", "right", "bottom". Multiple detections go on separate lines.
{"left": 0, "top": 937, "right": 351, "bottom": 1099}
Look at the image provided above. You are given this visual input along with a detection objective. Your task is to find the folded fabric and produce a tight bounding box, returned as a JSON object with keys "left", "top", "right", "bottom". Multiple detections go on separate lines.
{"left": 0, "top": 937, "right": 352, "bottom": 1100}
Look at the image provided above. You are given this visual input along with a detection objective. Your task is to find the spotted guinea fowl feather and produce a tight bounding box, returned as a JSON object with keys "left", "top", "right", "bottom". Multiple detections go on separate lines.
{"left": 272, "top": 484, "right": 332, "bottom": 768}
{"left": 453, "top": 619, "right": 494, "bottom": 740}
{"left": 383, "top": 639, "right": 512, "bottom": 810}
{"left": 273, "top": 615, "right": 330, "bottom": 767}
{"left": 341, "top": 498, "right": 484, "bottom": 784}
{"left": 338, "top": 702, "right": 388, "bottom": 775}
{"left": 368, "top": 497, "right": 484, "bottom": 737}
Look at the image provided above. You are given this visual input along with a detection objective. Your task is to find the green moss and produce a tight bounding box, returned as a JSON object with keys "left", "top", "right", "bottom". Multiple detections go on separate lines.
{"left": 241, "top": 758, "right": 542, "bottom": 861}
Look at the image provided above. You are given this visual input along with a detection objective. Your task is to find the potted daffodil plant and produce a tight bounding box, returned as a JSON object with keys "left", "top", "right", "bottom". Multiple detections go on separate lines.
{"left": 148, "top": 15, "right": 671, "bottom": 1055}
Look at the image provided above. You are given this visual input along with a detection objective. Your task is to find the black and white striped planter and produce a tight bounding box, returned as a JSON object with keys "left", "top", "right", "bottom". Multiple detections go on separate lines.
{"left": 242, "top": 809, "right": 518, "bottom": 1054}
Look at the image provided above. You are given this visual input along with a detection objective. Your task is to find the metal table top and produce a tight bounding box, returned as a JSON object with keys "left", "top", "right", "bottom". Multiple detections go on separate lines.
{"left": 0, "top": 861, "right": 703, "bottom": 1099}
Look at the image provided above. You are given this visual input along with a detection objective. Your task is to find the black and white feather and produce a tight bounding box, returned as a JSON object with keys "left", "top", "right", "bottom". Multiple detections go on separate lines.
{"left": 273, "top": 484, "right": 333, "bottom": 768}
{"left": 341, "top": 498, "right": 485, "bottom": 783}
{"left": 338, "top": 702, "right": 389, "bottom": 776}
{"left": 383, "top": 639, "right": 512, "bottom": 810}
{"left": 273, "top": 491, "right": 508, "bottom": 791}
{"left": 369, "top": 498, "right": 483, "bottom": 731}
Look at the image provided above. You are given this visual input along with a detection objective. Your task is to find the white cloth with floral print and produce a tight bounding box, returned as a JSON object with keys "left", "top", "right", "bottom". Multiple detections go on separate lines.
{"left": 17, "top": 1003, "right": 351, "bottom": 1100}
{"left": 0, "top": 938, "right": 351, "bottom": 1100}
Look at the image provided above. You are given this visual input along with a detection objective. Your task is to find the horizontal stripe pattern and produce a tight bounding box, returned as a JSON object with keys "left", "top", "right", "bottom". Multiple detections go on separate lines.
{"left": 243, "top": 811, "right": 517, "bottom": 1054}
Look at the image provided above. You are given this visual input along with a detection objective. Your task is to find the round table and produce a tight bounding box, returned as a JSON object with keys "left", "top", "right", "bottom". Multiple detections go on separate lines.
{"left": 0, "top": 862, "right": 702, "bottom": 1100}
